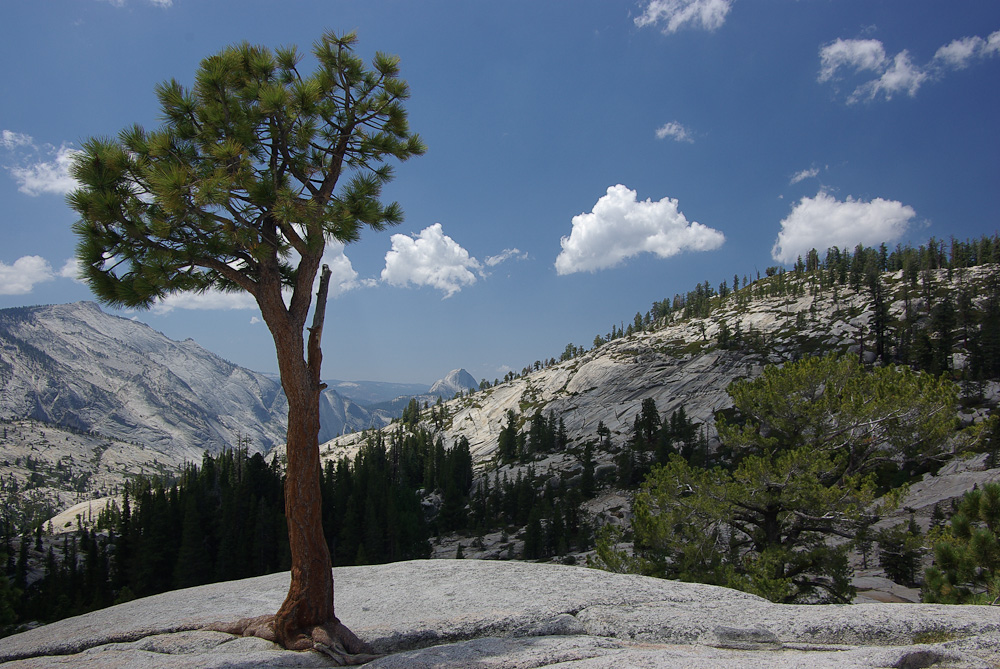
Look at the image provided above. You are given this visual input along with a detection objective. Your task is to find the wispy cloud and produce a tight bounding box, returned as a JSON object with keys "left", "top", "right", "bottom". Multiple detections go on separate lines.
{"left": 819, "top": 30, "right": 1000, "bottom": 103}
{"left": 381, "top": 223, "right": 481, "bottom": 298}
{"left": 856, "top": 50, "right": 927, "bottom": 100}
{"left": 771, "top": 191, "right": 916, "bottom": 263}
{"left": 635, "top": 0, "right": 733, "bottom": 34}
{"left": 1, "top": 130, "right": 33, "bottom": 150}
{"left": 933, "top": 34, "right": 1000, "bottom": 69}
{"left": 100, "top": 0, "right": 173, "bottom": 7}
{"left": 655, "top": 121, "right": 694, "bottom": 143}
{"left": 789, "top": 167, "right": 820, "bottom": 185}
{"left": 819, "top": 39, "right": 887, "bottom": 83}
{"left": 485, "top": 248, "right": 528, "bottom": 267}
{"left": 555, "top": 184, "right": 724, "bottom": 275}
{"left": 1, "top": 130, "right": 81, "bottom": 196}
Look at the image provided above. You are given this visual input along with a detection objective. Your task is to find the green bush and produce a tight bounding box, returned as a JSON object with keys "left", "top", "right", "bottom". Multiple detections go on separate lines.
{"left": 924, "top": 482, "right": 1000, "bottom": 604}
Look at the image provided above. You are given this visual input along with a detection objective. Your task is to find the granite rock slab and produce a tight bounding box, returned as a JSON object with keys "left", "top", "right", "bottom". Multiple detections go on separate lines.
{"left": 3, "top": 559, "right": 1000, "bottom": 668}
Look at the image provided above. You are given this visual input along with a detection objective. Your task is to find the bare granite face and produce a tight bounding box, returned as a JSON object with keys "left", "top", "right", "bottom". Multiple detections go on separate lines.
{"left": 0, "top": 302, "right": 387, "bottom": 463}
{"left": 3, "top": 560, "right": 1000, "bottom": 668}
{"left": 319, "top": 267, "right": 1000, "bottom": 481}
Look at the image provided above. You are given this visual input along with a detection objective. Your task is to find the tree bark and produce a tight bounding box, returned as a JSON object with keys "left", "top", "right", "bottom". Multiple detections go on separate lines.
{"left": 208, "top": 267, "right": 373, "bottom": 659}
{"left": 252, "top": 267, "right": 366, "bottom": 653}
{"left": 272, "top": 265, "right": 333, "bottom": 647}
{"left": 273, "top": 370, "right": 333, "bottom": 647}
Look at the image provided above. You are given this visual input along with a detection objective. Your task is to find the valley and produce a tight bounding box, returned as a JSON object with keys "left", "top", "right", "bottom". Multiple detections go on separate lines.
{"left": 3, "top": 238, "right": 1000, "bottom": 634}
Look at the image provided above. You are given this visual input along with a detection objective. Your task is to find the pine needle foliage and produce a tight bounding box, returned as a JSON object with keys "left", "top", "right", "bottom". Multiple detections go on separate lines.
{"left": 627, "top": 354, "right": 959, "bottom": 604}
{"left": 924, "top": 482, "right": 1000, "bottom": 604}
{"left": 68, "top": 30, "right": 425, "bottom": 309}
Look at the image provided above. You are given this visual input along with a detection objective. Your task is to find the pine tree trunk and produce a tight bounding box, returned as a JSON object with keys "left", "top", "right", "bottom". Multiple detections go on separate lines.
{"left": 255, "top": 266, "right": 369, "bottom": 652}
{"left": 223, "top": 267, "right": 374, "bottom": 658}
{"left": 274, "top": 370, "right": 334, "bottom": 645}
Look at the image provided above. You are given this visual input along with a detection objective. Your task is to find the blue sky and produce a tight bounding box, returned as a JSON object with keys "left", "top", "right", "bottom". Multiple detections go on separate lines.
{"left": 1, "top": 1, "right": 998, "bottom": 385}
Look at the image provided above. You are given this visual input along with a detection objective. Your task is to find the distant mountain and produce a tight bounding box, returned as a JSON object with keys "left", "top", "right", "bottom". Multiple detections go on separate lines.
{"left": 340, "top": 370, "right": 475, "bottom": 423}
{"left": 428, "top": 369, "right": 478, "bottom": 398}
{"left": 318, "top": 386, "right": 391, "bottom": 437}
{"left": 0, "top": 302, "right": 388, "bottom": 460}
{"left": 325, "top": 379, "right": 430, "bottom": 406}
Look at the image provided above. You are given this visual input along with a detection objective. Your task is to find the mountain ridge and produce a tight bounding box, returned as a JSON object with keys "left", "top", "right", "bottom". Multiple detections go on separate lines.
{"left": 318, "top": 263, "right": 1000, "bottom": 468}
{"left": 0, "top": 302, "right": 390, "bottom": 461}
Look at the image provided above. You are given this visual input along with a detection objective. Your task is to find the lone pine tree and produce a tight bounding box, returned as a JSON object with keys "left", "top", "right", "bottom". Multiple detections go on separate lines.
{"left": 68, "top": 30, "right": 423, "bottom": 659}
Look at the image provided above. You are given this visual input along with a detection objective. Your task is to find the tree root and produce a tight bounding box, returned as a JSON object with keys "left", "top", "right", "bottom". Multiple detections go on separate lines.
{"left": 204, "top": 615, "right": 381, "bottom": 665}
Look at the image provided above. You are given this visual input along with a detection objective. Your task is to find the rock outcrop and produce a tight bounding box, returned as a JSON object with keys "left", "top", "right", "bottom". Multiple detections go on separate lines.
{"left": 319, "top": 265, "right": 1000, "bottom": 471}
{"left": 3, "top": 560, "right": 1000, "bottom": 668}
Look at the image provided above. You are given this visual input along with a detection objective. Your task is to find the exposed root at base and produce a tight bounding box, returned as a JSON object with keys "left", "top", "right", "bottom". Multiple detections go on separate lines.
{"left": 204, "top": 615, "right": 381, "bottom": 665}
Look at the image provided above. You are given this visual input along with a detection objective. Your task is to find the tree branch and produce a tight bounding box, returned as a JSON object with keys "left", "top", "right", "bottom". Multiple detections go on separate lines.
{"left": 307, "top": 264, "right": 331, "bottom": 389}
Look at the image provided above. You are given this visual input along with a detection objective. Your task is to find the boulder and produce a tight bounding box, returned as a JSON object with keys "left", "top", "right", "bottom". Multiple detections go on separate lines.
{"left": 3, "top": 560, "right": 1000, "bottom": 668}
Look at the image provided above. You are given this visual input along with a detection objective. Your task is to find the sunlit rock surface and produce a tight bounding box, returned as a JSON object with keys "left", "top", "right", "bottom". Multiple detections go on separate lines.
{"left": 3, "top": 560, "right": 1000, "bottom": 668}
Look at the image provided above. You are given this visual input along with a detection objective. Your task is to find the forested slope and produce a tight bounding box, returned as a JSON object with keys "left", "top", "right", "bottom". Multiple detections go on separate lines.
{"left": 6, "top": 236, "right": 1000, "bottom": 635}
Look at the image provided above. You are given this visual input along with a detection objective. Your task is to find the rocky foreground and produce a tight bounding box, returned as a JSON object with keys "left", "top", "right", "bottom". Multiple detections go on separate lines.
{"left": 3, "top": 560, "right": 1000, "bottom": 668}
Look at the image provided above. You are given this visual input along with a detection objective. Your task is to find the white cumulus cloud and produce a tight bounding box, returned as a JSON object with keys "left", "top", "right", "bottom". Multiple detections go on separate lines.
{"left": 11, "top": 145, "right": 81, "bottom": 196}
{"left": 2, "top": 133, "right": 81, "bottom": 196}
{"left": 381, "top": 223, "right": 481, "bottom": 298}
{"left": 152, "top": 290, "right": 258, "bottom": 314}
{"left": 59, "top": 258, "right": 85, "bottom": 283}
{"left": 0, "top": 256, "right": 56, "bottom": 295}
{"left": 320, "top": 240, "right": 360, "bottom": 298}
{"left": 554, "top": 184, "right": 725, "bottom": 276}
{"left": 771, "top": 191, "right": 916, "bottom": 264}
{"left": 820, "top": 30, "right": 1000, "bottom": 103}
{"left": 655, "top": 121, "right": 694, "bottom": 143}
{"left": 153, "top": 241, "right": 359, "bottom": 313}
{"left": 635, "top": 0, "right": 733, "bottom": 34}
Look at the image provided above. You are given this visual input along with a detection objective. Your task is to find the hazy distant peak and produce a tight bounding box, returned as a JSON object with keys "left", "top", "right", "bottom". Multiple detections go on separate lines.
{"left": 429, "top": 368, "right": 478, "bottom": 397}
